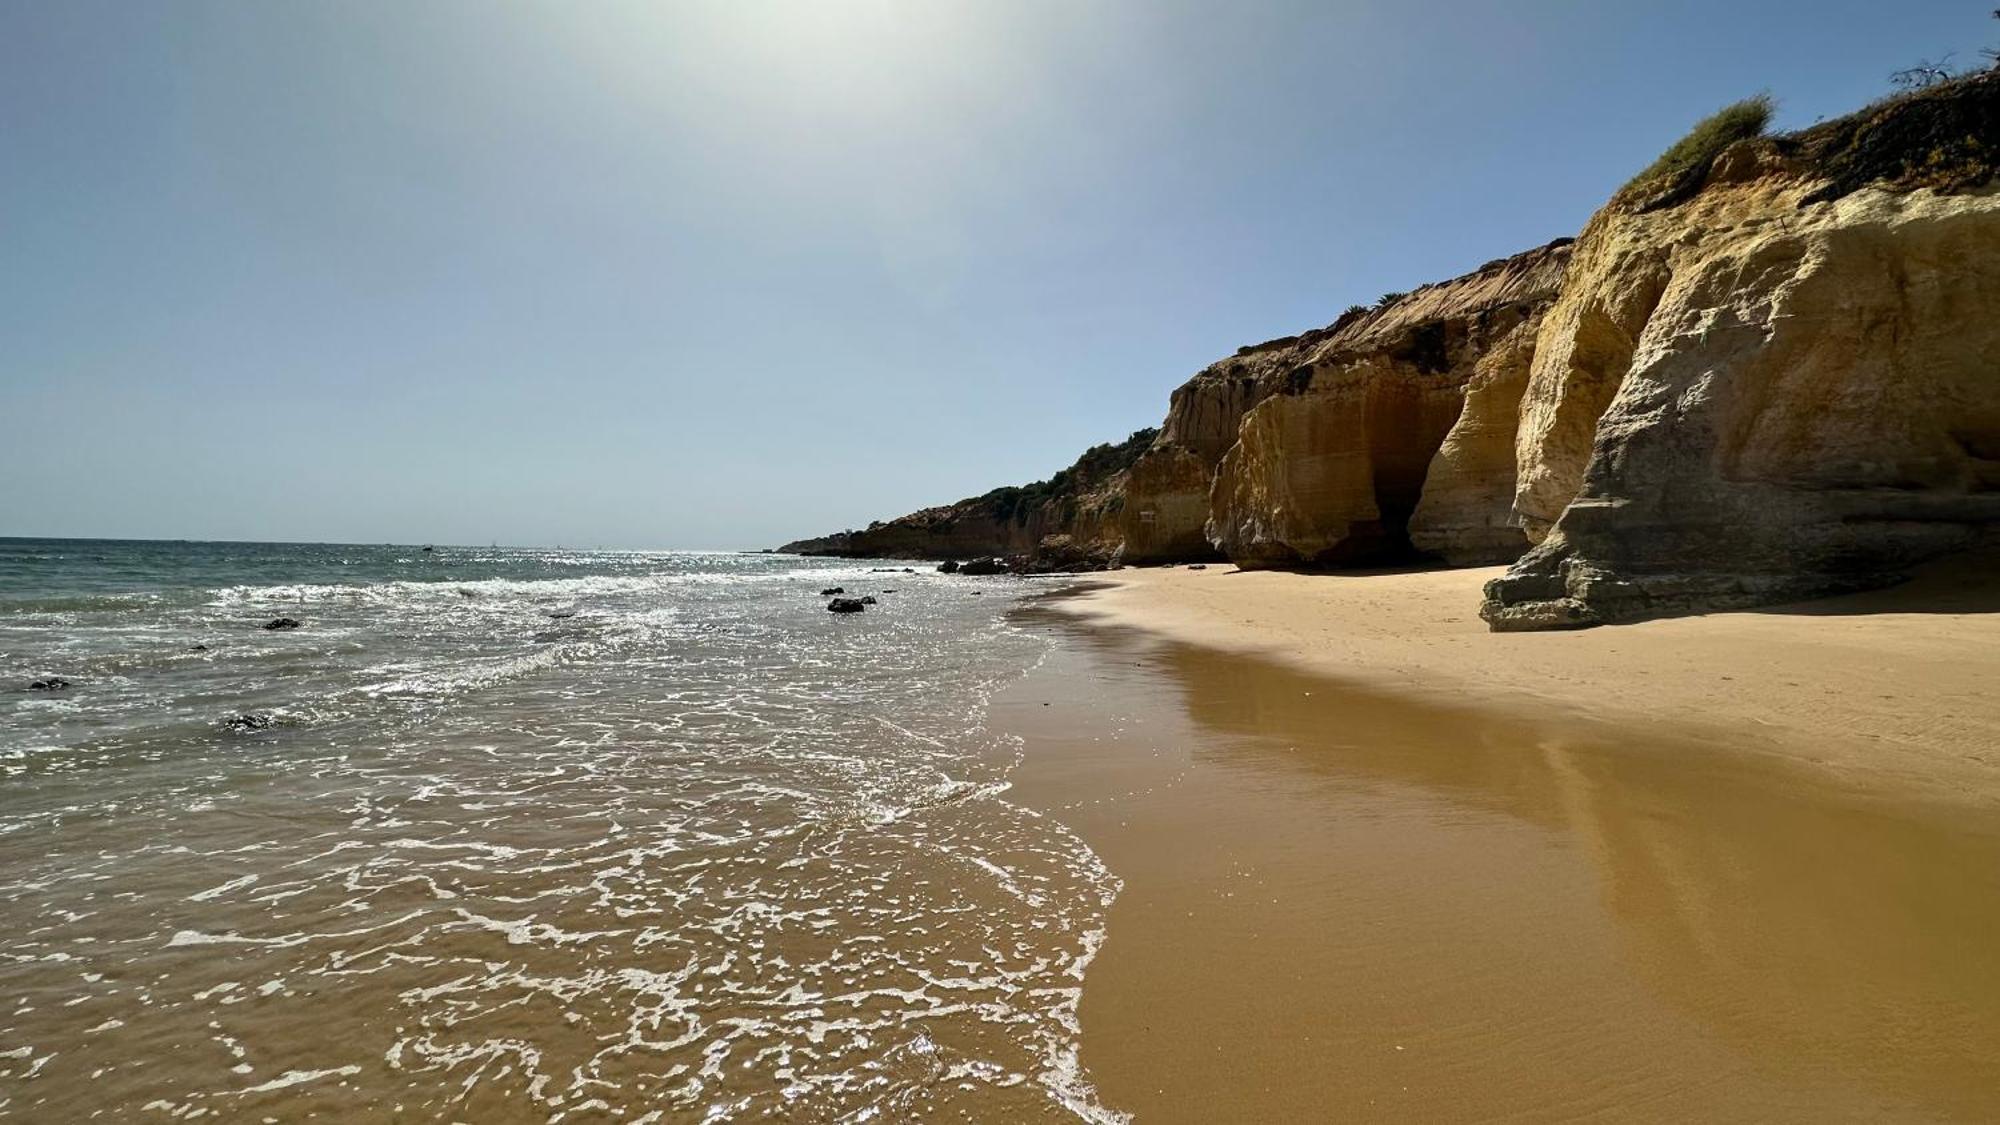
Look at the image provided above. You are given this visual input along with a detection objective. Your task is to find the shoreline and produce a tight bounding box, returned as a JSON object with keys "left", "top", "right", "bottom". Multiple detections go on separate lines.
{"left": 1032, "top": 553, "right": 2000, "bottom": 808}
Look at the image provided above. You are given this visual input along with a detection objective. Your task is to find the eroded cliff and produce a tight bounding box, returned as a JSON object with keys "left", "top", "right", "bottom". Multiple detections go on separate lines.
{"left": 784, "top": 71, "right": 2000, "bottom": 627}
{"left": 778, "top": 429, "right": 1157, "bottom": 570}
{"left": 1483, "top": 74, "right": 2000, "bottom": 628}
{"left": 1206, "top": 241, "right": 1571, "bottom": 567}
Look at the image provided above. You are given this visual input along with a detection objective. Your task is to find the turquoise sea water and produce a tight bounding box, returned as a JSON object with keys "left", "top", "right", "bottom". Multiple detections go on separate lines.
{"left": 0, "top": 539, "right": 1120, "bottom": 1122}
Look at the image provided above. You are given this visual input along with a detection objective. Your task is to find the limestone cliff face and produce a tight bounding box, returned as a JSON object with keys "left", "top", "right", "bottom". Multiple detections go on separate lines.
{"left": 1484, "top": 74, "right": 2000, "bottom": 628}
{"left": 1206, "top": 241, "right": 1572, "bottom": 567}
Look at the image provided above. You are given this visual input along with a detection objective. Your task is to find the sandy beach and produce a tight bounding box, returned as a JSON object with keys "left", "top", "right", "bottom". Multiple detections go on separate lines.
{"left": 1041, "top": 553, "right": 2000, "bottom": 807}
{"left": 995, "top": 561, "right": 2000, "bottom": 1122}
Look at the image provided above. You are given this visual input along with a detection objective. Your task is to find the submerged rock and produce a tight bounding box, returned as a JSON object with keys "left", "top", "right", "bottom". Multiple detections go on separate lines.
{"left": 859, "top": 595, "right": 878, "bottom": 605}
{"left": 222, "top": 714, "right": 273, "bottom": 732}
{"left": 826, "top": 598, "right": 867, "bottom": 613}
{"left": 29, "top": 678, "right": 70, "bottom": 691}
{"left": 819, "top": 587, "right": 845, "bottom": 596}
{"left": 263, "top": 618, "right": 302, "bottom": 631}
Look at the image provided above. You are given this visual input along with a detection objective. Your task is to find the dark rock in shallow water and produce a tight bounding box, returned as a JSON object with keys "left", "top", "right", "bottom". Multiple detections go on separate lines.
{"left": 263, "top": 618, "right": 302, "bottom": 631}
{"left": 827, "top": 598, "right": 867, "bottom": 613}
{"left": 958, "top": 557, "right": 1005, "bottom": 576}
{"left": 819, "top": 587, "right": 845, "bottom": 596}
{"left": 937, "top": 560, "right": 960, "bottom": 574}
{"left": 222, "top": 714, "right": 274, "bottom": 732}
{"left": 189, "top": 644, "right": 209, "bottom": 653}
{"left": 859, "top": 596, "right": 878, "bottom": 605}
{"left": 29, "top": 678, "right": 70, "bottom": 691}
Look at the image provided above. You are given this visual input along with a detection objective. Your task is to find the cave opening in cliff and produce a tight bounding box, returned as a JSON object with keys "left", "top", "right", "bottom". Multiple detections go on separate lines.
{"left": 1357, "top": 380, "right": 1459, "bottom": 566}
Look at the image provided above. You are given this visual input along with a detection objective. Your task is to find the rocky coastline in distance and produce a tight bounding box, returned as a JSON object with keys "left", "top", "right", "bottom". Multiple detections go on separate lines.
{"left": 782, "top": 72, "right": 2000, "bottom": 630}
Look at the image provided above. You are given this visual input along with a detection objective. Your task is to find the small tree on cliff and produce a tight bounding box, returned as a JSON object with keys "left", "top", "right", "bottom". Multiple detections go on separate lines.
{"left": 1891, "top": 54, "right": 1959, "bottom": 90}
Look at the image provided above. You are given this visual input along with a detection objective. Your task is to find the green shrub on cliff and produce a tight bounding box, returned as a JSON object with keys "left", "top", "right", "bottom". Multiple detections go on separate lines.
{"left": 1618, "top": 94, "right": 1774, "bottom": 209}
{"left": 973, "top": 427, "right": 1160, "bottom": 525}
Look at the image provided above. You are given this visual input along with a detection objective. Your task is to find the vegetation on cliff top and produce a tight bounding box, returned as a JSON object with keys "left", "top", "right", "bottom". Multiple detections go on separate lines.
{"left": 1615, "top": 94, "right": 1774, "bottom": 211}
{"left": 976, "top": 427, "right": 1159, "bottom": 524}
{"left": 1792, "top": 68, "right": 2000, "bottom": 203}
{"left": 1615, "top": 67, "right": 2000, "bottom": 214}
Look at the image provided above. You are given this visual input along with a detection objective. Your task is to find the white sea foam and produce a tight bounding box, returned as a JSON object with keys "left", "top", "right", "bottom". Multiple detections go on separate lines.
{"left": 0, "top": 546, "right": 1126, "bottom": 1123}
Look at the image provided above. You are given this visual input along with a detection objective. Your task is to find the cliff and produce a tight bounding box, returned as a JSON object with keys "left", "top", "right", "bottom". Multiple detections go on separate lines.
{"left": 1205, "top": 241, "right": 1571, "bottom": 567}
{"left": 1483, "top": 73, "right": 2000, "bottom": 628}
{"left": 778, "top": 428, "right": 1157, "bottom": 569}
{"left": 784, "top": 71, "right": 2000, "bottom": 627}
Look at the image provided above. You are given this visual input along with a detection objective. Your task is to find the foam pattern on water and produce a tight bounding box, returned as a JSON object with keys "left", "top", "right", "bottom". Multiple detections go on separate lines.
{"left": 0, "top": 543, "right": 1124, "bottom": 1122}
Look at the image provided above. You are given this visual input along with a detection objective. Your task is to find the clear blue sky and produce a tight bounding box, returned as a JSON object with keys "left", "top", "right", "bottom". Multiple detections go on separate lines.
{"left": 2, "top": 1, "right": 1989, "bottom": 548}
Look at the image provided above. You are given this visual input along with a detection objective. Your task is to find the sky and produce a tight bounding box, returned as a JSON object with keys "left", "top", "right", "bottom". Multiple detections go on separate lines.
{"left": 2, "top": 0, "right": 1991, "bottom": 548}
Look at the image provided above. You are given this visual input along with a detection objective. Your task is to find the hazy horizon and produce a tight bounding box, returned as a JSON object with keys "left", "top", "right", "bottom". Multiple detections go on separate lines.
{"left": 4, "top": 0, "right": 1990, "bottom": 548}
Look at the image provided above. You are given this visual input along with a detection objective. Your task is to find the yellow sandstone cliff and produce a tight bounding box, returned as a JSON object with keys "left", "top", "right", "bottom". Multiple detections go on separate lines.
{"left": 785, "top": 72, "right": 2000, "bottom": 626}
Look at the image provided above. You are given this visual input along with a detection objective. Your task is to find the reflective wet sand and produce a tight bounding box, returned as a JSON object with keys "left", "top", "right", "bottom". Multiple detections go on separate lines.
{"left": 999, "top": 608, "right": 2000, "bottom": 1122}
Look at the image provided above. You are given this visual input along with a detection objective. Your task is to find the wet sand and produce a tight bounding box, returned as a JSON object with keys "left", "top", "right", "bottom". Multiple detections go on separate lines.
{"left": 998, "top": 600, "right": 2000, "bottom": 1122}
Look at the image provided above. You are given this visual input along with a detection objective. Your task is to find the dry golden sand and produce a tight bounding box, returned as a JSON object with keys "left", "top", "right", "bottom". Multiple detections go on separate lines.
{"left": 995, "top": 557, "right": 2000, "bottom": 1122}
{"left": 1044, "top": 553, "right": 2000, "bottom": 806}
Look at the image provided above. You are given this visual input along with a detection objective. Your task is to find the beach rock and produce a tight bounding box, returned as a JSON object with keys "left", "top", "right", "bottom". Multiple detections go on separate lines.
{"left": 859, "top": 595, "right": 878, "bottom": 605}
{"left": 263, "top": 618, "right": 302, "bottom": 631}
{"left": 936, "top": 560, "right": 960, "bottom": 573}
{"left": 1486, "top": 76, "right": 2000, "bottom": 627}
{"left": 826, "top": 598, "right": 867, "bottom": 614}
{"left": 222, "top": 714, "right": 273, "bottom": 732}
{"left": 819, "top": 587, "right": 845, "bottom": 596}
{"left": 189, "top": 644, "right": 209, "bottom": 652}
{"left": 1186, "top": 564, "right": 1208, "bottom": 570}
{"left": 958, "top": 557, "right": 1006, "bottom": 576}
{"left": 29, "top": 678, "right": 70, "bottom": 691}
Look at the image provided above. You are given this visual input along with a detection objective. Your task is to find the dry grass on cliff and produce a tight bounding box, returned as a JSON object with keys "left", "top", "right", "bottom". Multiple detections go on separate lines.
{"left": 1789, "top": 68, "right": 2000, "bottom": 203}
{"left": 1616, "top": 94, "right": 1774, "bottom": 211}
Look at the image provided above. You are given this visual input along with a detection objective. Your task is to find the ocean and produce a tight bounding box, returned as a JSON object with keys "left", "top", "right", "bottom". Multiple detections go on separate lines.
{"left": 0, "top": 539, "right": 1120, "bottom": 1122}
